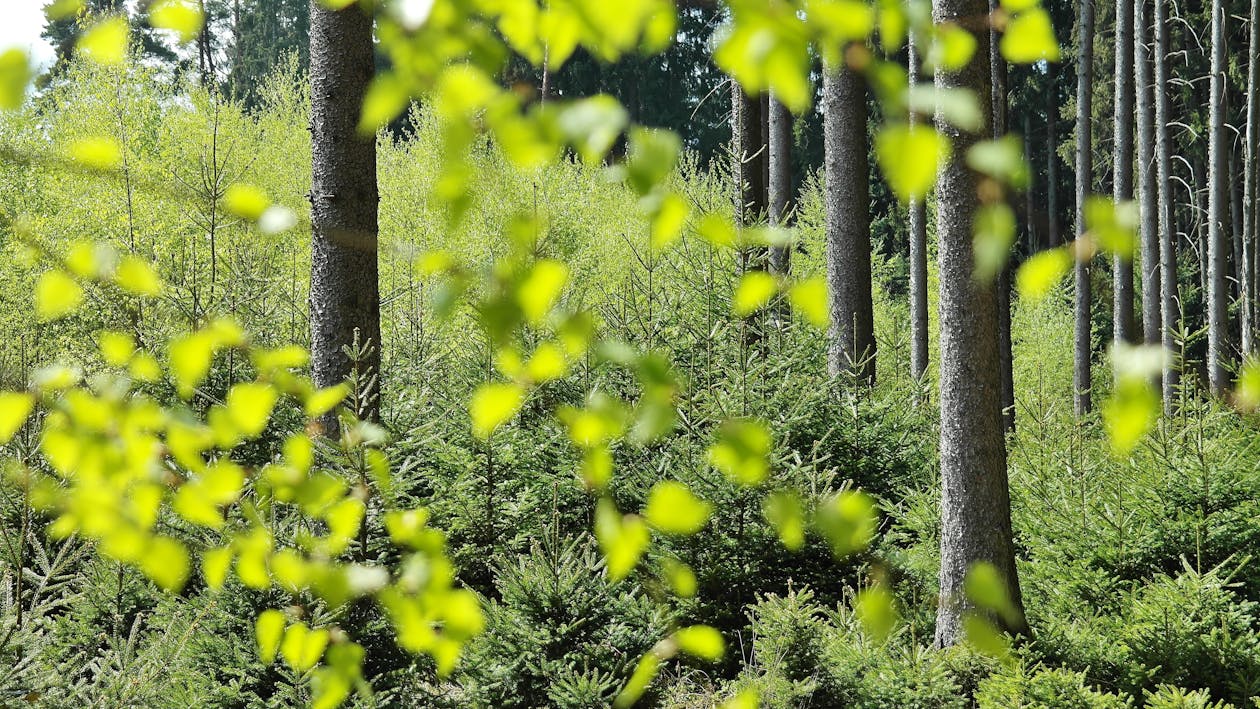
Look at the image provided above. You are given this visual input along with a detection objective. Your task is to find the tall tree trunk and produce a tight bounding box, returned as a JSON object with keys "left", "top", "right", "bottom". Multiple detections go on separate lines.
{"left": 1232, "top": 145, "right": 1248, "bottom": 351}
{"left": 1133, "top": 0, "right": 1155, "bottom": 345}
{"left": 1116, "top": 0, "right": 1137, "bottom": 344}
{"left": 1156, "top": 0, "right": 1179, "bottom": 406}
{"left": 768, "top": 90, "right": 793, "bottom": 274}
{"left": 933, "top": 0, "right": 1025, "bottom": 645}
{"left": 823, "top": 62, "right": 875, "bottom": 384}
{"left": 1047, "top": 62, "right": 1060, "bottom": 249}
{"left": 1074, "top": 0, "right": 1095, "bottom": 416}
{"left": 1245, "top": 0, "right": 1260, "bottom": 355}
{"left": 990, "top": 0, "right": 1015, "bottom": 432}
{"left": 1024, "top": 112, "right": 1037, "bottom": 255}
{"left": 1207, "top": 0, "right": 1230, "bottom": 395}
{"left": 909, "top": 34, "right": 930, "bottom": 381}
{"left": 309, "top": 0, "right": 381, "bottom": 429}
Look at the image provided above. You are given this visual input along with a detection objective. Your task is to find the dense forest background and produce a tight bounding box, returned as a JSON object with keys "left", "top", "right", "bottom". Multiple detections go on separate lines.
{"left": 2, "top": 0, "right": 1260, "bottom": 707}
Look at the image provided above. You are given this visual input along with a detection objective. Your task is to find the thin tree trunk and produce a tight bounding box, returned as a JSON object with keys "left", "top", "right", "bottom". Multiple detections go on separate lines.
{"left": 1047, "top": 62, "right": 1060, "bottom": 249}
{"left": 1246, "top": 0, "right": 1260, "bottom": 355}
{"left": 1157, "top": 0, "right": 1179, "bottom": 405}
{"left": 1024, "top": 112, "right": 1037, "bottom": 255}
{"left": 933, "top": 0, "right": 1025, "bottom": 646}
{"left": 1133, "top": 0, "right": 1156, "bottom": 345}
{"left": 1075, "top": 0, "right": 1095, "bottom": 416}
{"left": 1207, "top": 0, "right": 1230, "bottom": 394}
{"left": 309, "top": 0, "right": 381, "bottom": 429}
{"left": 823, "top": 62, "right": 875, "bottom": 384}
{"left": 909, "top": 33, "right": 930, "bottom": 381}
{"left": 1232, "top": 145, "right": 1249, "bottom": 352}
{"left": 768, "top": 90, "right": 793, "bottom": 273}
{"left": 990, "top": 0, "right": 1015, "bottom": 432}
{"left": 1116, "top": 0, "right": 1137, "bottom": 344}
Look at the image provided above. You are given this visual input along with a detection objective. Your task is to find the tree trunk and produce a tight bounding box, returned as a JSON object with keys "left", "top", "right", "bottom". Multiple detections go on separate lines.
{"left": 1207, "top": 0, "right": 1230, "bottom": 395}
{"left": 1074, "top": 0, "right": 1095, "bottom": 416}
{"left": 309, "top": 0, "right": 382, "bottom": 429}
{"left": 1047, "top": 62, "right": 1060, "bottom": 249}
{"left": 909, "top": 34, "right": 930, "bottom": 381}
{"left": 1024, "top": 112, "right": 1037, "bottom": 255}
{"left": 823, "top": 62, "right": 875, "bottom": 384}
{"left": 932, "top": 0, "right": 1025, "bottom": 646}
{"left": 1156, "top": 0, "right": 1179, "bottom": 406}
{"left": 1129, "top": 0, "right": 1150, "bottom": 345}
{"left": 990, "top": 0, "right": 1015, "bottom": 432}
{"left": 1232, "top": 145, "right": 1248, "bottom": 352}
{"left": 1245, "top": 0, "right": 1260, "bottom": 355}
{"left": 768, "top": 90, "right": 793, "bottom": 274}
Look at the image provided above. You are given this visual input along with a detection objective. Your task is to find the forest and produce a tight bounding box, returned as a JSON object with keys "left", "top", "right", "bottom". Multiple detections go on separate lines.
{"left": 1, "top": 0, "right": 1260, "bottom": 706}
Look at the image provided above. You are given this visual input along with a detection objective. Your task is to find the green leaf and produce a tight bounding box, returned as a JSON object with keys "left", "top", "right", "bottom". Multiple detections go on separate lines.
{"left": 224, "top": 183, "right": 271, "bottom": 221}
{"left": 1102, "top": 377, "right": 1160, "bottom": 457}
{"left": 674, "top": 625, "right": 725, "bottom": 661}
{"left": 1000, "top": 8, "right": 1061, "bottom": 63}
{"left": 908, "top": 85, "right": 981, "bottom": 132}
{"left": 139, "top": 536, "right": 189, "bottom": 591}
{"left": 1015, "top": 247, "right": 1072, "bottom": 302}
{"left": 875, "top": 125, "right": 949, "bottom": 203}
{"left": 614, "top": 651, "right": 661, "bottom": 709}
{"left": 644, "top": 481, "right": 712, "bottom": 535}
{"left": 966, "top": 135, "right": 1029, "bottom": 188}
{"left": 281, "top": 622, "right": 330, "bottom": 673}
{"left": 305, "top": 384, "right": 349, "bottom": 419}
{"left": 855, "top": 585, "right": 898, "bottom": 642}
{"left": 203, "top": 546, "right": 233, "bottom": 591}
{"left": 648, "top": 192, "right": 689, "bottom": 251}
{"left": 963, "top": 562, "right": 1021, "bottom": 626}
{"left": 359, "top": 74, "right": 409, "bottom": 135}
{"left": 1238, "top": 357, "right": 1260, "bottom": 409}
{"left": 815, "top": 490, "right": 876, "bottom": 557}
{"left": 0, "top": 392, "right": 35, "bottom": 444}
{"left": 927, "top": 23, "right": 978, "bottom": 72}
{"left": 707, "top": 418, "right": 772, "bottom": 486}
{"left": 169, "top": 332, "right": 214, "bottom": 398}
{"left": 972, "top": 203, "right": 1016, "bottom": 283}
{"left": 255, "top": 610, "right": 286, "bottom": 664}
{"left": 559, "top": 95, "right": 628, "bottom": 164}
{"left": 763, "top": 490, "right": 806, "bottom": 550}
{"left": 470, "top": 382, "right": 525, "bottom": 439}
{"left": 150, "top": 0, "right": 204, "bottom": 43}
{"left": 78, "top": 17, "right": 129, "bottom": 66}
{"left": 517, "top": 259, "right": 568, "bottom": 325}
{"left": 788, "top": 277, "right": 830, "bottom": 329}
{"left": 115, "top": 255, "right": 162, "bottom": 296}
{"left": 68, "top": 136, "right": 122, "bottom": 171}
{"left": 963, "top": 612, "right": 1012, "bottom": 660}
{"left": 1085, "top": 197, "right": 1139, "bottom": 259}
{"left": 226, "top": 382, "right": 278, "bottom": 439}
{"left": 624, "top": 128, "right": 681, "bottom": 195}
{"left": 0, "top": 49, "right": 32, "bottom": 111}
{"left": 594, "top": 498, "right": 648, "bottom": 581}
{"left": 36, "top": 270, "right": 84, "bottom": 322}
{"left": 733, "top": 271, "right": 777, "bottom": 316}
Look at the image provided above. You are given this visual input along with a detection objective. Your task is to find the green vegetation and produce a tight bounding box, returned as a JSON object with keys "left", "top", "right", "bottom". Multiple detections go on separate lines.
{"left": 0, "top": 0, "right": 1258, "bottom": 707}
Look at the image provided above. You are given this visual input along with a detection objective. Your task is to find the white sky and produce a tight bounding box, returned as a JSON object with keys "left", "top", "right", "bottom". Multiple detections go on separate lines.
{"left": 0, "top": 2, "right": 57, "bottom": 68}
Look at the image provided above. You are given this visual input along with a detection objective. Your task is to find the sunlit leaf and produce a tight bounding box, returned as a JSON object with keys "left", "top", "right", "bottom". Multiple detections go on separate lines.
{"left": 1085, "top": 197, "right": 1138, "bottom": 259}
{"left": 644, "top": 480, "right": 712, "bottom": 535}
{"left": 1000, "top": 8, "right": 1061, "bottom": 63}
{"left": 963, "top": 612, "right": 1012, "bottom": 660}
{"left": 359, "top": 74, "right": 409, "bottom": 134}
{"left": 281, "top": 622, "right": 329, "bottom": 672}
{"left": 674, "top": 625, "right": 725, "bottom": 661}
{"left": 559, "top": 95, "right": 627, "bottom": 164}
{"left": 115, "top": 255, "right": 162, "bottom": 296}
{"left": 733, "top": 271, "right": 777, "bottom": 316}
{"left": 470, "top": 382, "right": 525, "bottom": 439}
{"left": 226, "top": 382, "right": 278, "bottom": 439}
{"left": 763, "top": 490, "right": 806, "bottom": 550}
{"left": 707, "top": 418, "right": 772, "bottom": 486}
{"left": 517, "top": 259, "right": 568, "bottom": 325}
{"left": 875, "top": 125, "right": 949, "bottom": 202}
{"left": 595, "top": 498, "right": 648, "bottom": 581}
{"left": 719, "top": 689, "right": 761, "bottom": 709}
{"left": 224, "top": 183, "right": 271, "bottom": 221}
{"left": 908, "top": 85, "right": 981, "bottom": 131}
{"left": 623, "top": 127, "right": 681, "bottom": 195}
{"left": 1238, "top": 358, "right": 1260, "bottom": 409}
{"left": 0, "top": 392, "right": 35, "bottom": 444}
{"left": 1016, "top": 247, "right": 1072, "bottom": 302}
{"left": 1102, "top": 377, "right": 1160, "bottom": 457}
{"left": 140, "top": 536, "right": 189, "bottom": 591}
{"left": 169, "top": 332, "right": 214, "bottom": 398}
{"left": 68, "top": 136, "right": 122, "bottom": 171}
{"left": 614, "top": 651, "right": 661, "bottom": 709}
{"left": 855, "top": 585, "right": 898, "bottom": 642}
{"left": 927, "top": 23, "right": 978, "bottom": 72}
{"left": 788, "top": 277, "right": 830, "bottom": 329}
{"left": 649, "top": 192, "right": 689, "bottom": 251}
{"left": 972, "top": 203, "right": 1016, "bottom": 283}
{"left": 664, "top": 558, "right": 697, "bottom": 597}
{"left": 815, "top": 490, "right": 876, "bottom": 557}
{"left": 78, "top": 17, "right": 129, "bottom": 66}
{"left": 0, "top": 49, "right": 32, "bottom": 111}
{"left": 963, "top": 562, "right": 1021, "bottom": 627}
{"left": 256, "top": 610, "right": 286, "bottom": 664}
{"left": 150, "top": 0, "right": 204, "bottom": 43}
{"left": 966, "top": 135, "right": 1029, "bottom": 188}
{"left": 305, "top": 384, "right": 349, "bottom": 419}
{"left": 203, "top": 546, "right": 233, "bottom": 591}
{"left": 36, "top": 270, "right": 84, "bottom": 322}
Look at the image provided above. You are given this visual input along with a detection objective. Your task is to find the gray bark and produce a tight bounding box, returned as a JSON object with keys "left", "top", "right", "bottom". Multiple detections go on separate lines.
{"left": 1207, "top": 0, "right": 1230, "bottom": 395}
{"left": 768, "top": 90, "right": 793, "bottom": 274}
{"left": 1075, "top": 0, "right": 1095, "bottom": 416}
{"left": 1155, "top": 0, "right": 1178, "bottom": 407}
{"left": 823, "top": 63, "right": 875, "bottom": 384}
{"left": 990, "top": 0, "right": 1015, "bottom": 433}
{"left": 732, "top": 85, "right": 767, "bottom": 227}
{"left": 1047, "top": 62, "right": 1060, "bottom": 249}
{"left": 1127, "top": 0, "right": 1147, "bottom": 345}
{"left": 1246, "top": 0, "right": 1260, "bottom": 354}
{"left": 932, "top": 0, "right": 1024, "bottom": 646}
{"left": 909, "top": 34, "right": 930, "bottom": 381}
{"left": 309, "top": 0, "right": 381, "bottom": 428}
{"left": 1232, "top": 145, "right": 1248, "bottom": 351}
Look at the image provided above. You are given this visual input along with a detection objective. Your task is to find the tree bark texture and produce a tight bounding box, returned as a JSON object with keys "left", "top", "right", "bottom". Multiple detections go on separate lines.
{"left": 1075, "top": 0, "right": 1095, "bottom": 416}
{"left": 909, "top": 34, "right": 930, "bottom": 381}
{"left": 768, "top": 90, "right": 793, "bottom": 274}
{"left": 1245, "top": 0, "right": 1260, "bottom": 354}
{"left": 1123, "top": 0, "right": 1144, "bottom": 345}
{"left": 1155, "top": 0, "right": 1178, "bottom": 407}
{"left": 309, "top": 0, "right": 381, "bottom": 428}
{"left": 932, "top": 0, "right": 1024, "bottom": 646}
{"left": 990, "top": 0, "right": 1015, "bottom": 432}
{"left": 1207, "top": 0, "right": 1230, "bottom": 395}
{"left": 1046, "top": 62, "right": 1060, "bottom": 249}
{"left": 823, "top": 63, "right": 876, "bottom": 384}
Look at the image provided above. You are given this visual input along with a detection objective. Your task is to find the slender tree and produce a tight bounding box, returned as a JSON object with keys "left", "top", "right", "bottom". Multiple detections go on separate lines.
{"left": 1046, "top": 62, "right": 1060, "bottom": 249}
{"left": 1246, "top": 0, "right": 1260, "bottom": 354}
{"left": 1155, "top": 0, "right": 1178, "bottom": 406}
{"left": 1121, "top": 0, "right": 1141, "bottom": 345}
{"left": 309, "top": 0, "right": 382, "bottom": 429}
{"left": 768, "top": 90, "right": 793, "bottom": 274}
{"left": 932, "top": 0, "right": 1024, "bottom": 645}
{"left": 823, "top": 61, "right": 875, "bottom": 383}
{"left": 1074, "top": 0, "right": 1095, "bottom": 416}
{"left": 909, "top": 34, "right": 930, "bottom": 381}
{"left": 990, "top": 0, "right": 1015, "bottom": 432}
{"left": 1206, "top": 0, "right": 1229, "bottom": 395}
